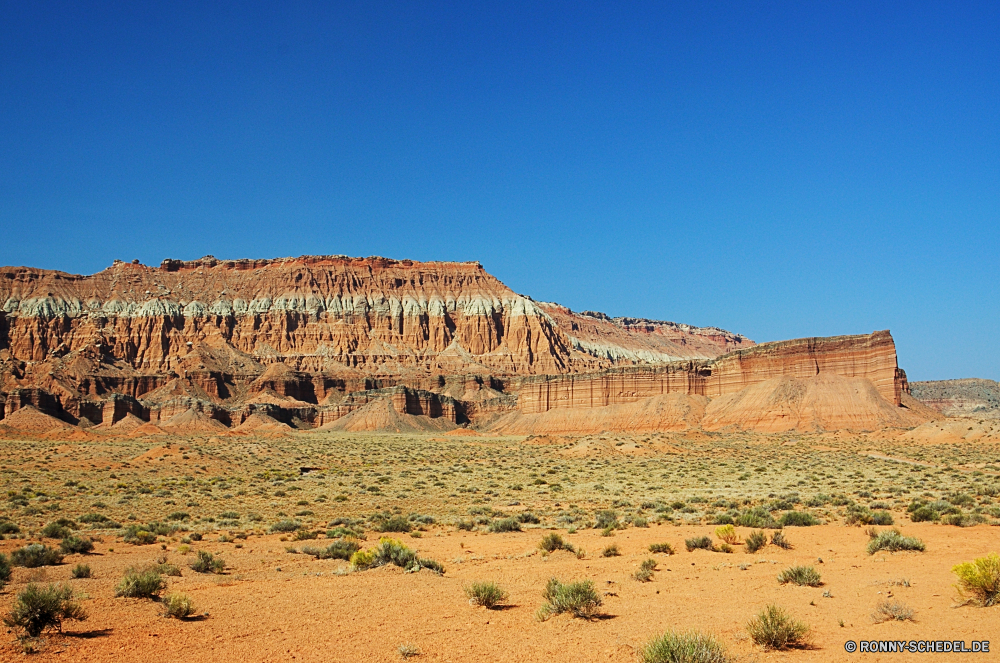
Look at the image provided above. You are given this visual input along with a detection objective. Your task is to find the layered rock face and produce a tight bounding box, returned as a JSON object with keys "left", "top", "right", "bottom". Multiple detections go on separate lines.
{"left": 0, "top": 255, "right": 747, "bottom": 431}
{"left": 910, "top": 378, "right": 1000, "bottom": 419}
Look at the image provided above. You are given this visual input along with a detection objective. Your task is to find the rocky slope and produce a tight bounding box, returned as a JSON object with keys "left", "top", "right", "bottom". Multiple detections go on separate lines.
{"left": 0, "top": 255, "right": 927, "bottom": 434}
{"left": 909, "top": 378, "right": 1000, "bottom": 419}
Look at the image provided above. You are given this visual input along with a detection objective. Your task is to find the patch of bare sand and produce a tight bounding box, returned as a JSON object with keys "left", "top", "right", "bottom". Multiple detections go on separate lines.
{"left": 0, "top": 522, "right": 996, "bottom": 662}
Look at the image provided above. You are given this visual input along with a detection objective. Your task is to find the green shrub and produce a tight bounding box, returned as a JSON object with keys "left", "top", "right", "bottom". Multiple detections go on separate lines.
{"left": 11, "top": 544, "right": 63, "bottom": 568}
{"left": 418, "top": 557, "right": 444, "bottom": 574}
{"left": 685, "top": 536, "right": 714, "bottom": 552}
{"left": 640, "top": 630, "right": 731, "bottom": 663}
{"left": 488, "top": 517, "right": 521, "bottom": 533}
{"left": 594, "top": 510, "right": 619, "bottom": 530}
{"left": 736, "top": 507, "right": 780, "bottom": 529}
{"left": 294, "top": 529, "right": 320, "bottom": 540}
{"left": 539, "top": 533, "right": 573, "bottom": 553}
{"left": 633, "top": 516, "right": 649, "bottom": 528}
{"left": 60, "top": 536, "right": 94, "bottom": 555}
{"left": 269, "top": 519, "right": 301, "bottom": 533}
{"left": 778, "top": 511, "right": 819, "bottom": 527}
{"left": 376, "top": 515, "right": 412, "bottom": 533}
{"left": 3, "top": 583, "right": 86, "bottom": 637}
{"left": 771, "top": 531, "right": 792, "bottom": 549}
{"left": 162, "top": 593, "right": 196, "bottom": 619}
{"left": 465, "top": 581, "right": 508, "bottom": 609}
{"left": 602, "top": 544, "right": 621, "bottom": 558}
{"left": 633, "top": 559, "right": 656, "bottom": 582}
{"left": 40, "top": 521, "right": 73, "bottom": 539}
{"left": 537, "top": 578, "right": 602, "bottom": 620}
{"left": 0, "top": 553, "right": 11, "bottom": 589}
{"left": 351, "top": 537, "right": 442, "bottom": 573}
{"left": 909, "top": 506, "right": 939, "bottom": 522}
{"left": 455, "top": 519, "right": 475, "bottom": 531}
{"left": 167, "top": 511, "right": 190, "bottom": 521}
{"left": 649, "top": 542, "right": 674, "bottom": 555}
{"left": 871, "top": 511, "right": 894, "bottom": 526}
{"left": 517, "top": 512, "right": 541, "bottom": 524}
{"left": 866, "top": 529, "right": 925, "bottom": 555}
{"left": 777, "top": 565, "right": 822, "bottom": 586}
{"left": 189, "top": 550, "right": 225, "bottom": 574}
{"left": 122, "top": 525, "right": 157, "bottom": 545}
{"left": 952, "top": 552, "right": 1000, "bottom": 607}
{"left": 71, "top": 564, "right": 92, "bottom": 579}
{"left": 746, "top": 530, "right": 767, "bottom": 553}
{"left": 0, "top": 521, "right": 21, "bottom": 535}
{"left": 115, "top": 568, "right": 165, "bottom": 599}
{"left": 302, "top": 540, "right": 361, "bottom": 560}
{"left": 746, "top": 605, "right": 809, "bottom": 650}
{"left": 872, "top": 600, "right": 915, "bottom": 622}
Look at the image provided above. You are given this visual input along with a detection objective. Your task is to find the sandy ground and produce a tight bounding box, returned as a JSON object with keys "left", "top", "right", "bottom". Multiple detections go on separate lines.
{"left": 0, "top": 522, "right": 996, "bottom": 662}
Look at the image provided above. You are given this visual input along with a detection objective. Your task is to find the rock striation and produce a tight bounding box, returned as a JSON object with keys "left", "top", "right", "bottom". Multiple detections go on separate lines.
{"left": 909, "top": 378, "right": 1000, "bottom": 419}
{"left": 0, "top": 255, "right": 926, "bottom": 434}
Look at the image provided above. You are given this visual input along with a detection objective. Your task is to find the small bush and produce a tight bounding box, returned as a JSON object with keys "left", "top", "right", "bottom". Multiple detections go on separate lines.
{"left": 866, "top": 529, "right": 925, "bottom": 555}
{"left": 909, "top": 506, "right": 939, "bottom": 522}
{"left": 640, "top": 630, "right": 731, "bottom": 663}
{"left": 166, "top": 511, "right": 190, "bottom": 521}
{"left": 746, "top": 605, "right": 809, "bottom": 650}
{"left": 40, "top": 522, "right": 73, "bottom": 539}
{"left": 352, "top": 537, "right": 442, "bottom": 573}
{"left": 419, "top": 557, "right": 445, "bottom": 574}
{"left": 11, "top": 544, "right": 63, "bottom": 568}
{"left": 602, "top": 544, "right": 621, "bottom": 558}
{"left": 376, "top": 515, "right": 412, "bottom": 533}
{"left": 60, "top": 536, "right": 94, "bottom": 555}
{"left": 455, "top": 519, "right": 475, "bottom": 531}
{"left": 714, "top": 525, "right": 739, "bottom": 544}
{"left": 465, "top": 581, "right": 508, "bottom": 609}
{"left": 871, "top": 511, "right": 894, "bottom": 526}
{"left": 745, "top": 531, "right": 767, "bottom": 553}
{"left": 777, "top": 565, "right": 822, "bottom": 587}
{"left": 71, "top": 564, "right": 92, "bottom": 579}
{"left": 0, "top": 553, "right": 12, "bottom": 588}
{"left": 872, "top": 600, "right": 915, "bottom": 622}
{"left": 122, "top": 525, "right": 157, "bottom": 545}
{"left": 115, "top": 568, "right": 165, "bottom": 599}
{"left": 634, "top": 559, "right": 656, "bottom": 582}
{"left": 539, "top": 533, "right": 573, "bottom": 553}
{"left": 189, "top": 550, "right": 225, "bottom": 574}
{"left": 778, "top": 511, "right": 819, "bottom": 527}
{"left": 736, "top": 507, "right": 779, "bottom": 529}
{"left": 594, "top": 510, "right": 619, "bottom": 530}
{"left": 649, "top": 542, "right": 674, "bottom": 555}
{"left": 304, "top": 540, "right": 361, "bottom": 560}
{"left": 162, "top": 593, "right": 196, "bottom": 619}
{"left": 269, "top": 519, "right": 301, "bottom": 533}
{"left": 517, "top": 512, "right": 541, "bottom": 524}
{"left": 488, "top": 517, "right": 521, "bottom": 533}
{"left": 952, "top": 552, "right": 1000, "bottom": 607}
{"left": 3, "top": 583, "right": 86, "bottom": 637}
{"left": 771, "top": 531, "right": 792, "bottom": 550}
{"left": 685, "top": 536, "right": 714, "bottom": 552}
{"left": 538, "top": 578, "right": 602, "bottom": 620}
{"left": 294, "top": 529, "right": 320, "bottom": 541}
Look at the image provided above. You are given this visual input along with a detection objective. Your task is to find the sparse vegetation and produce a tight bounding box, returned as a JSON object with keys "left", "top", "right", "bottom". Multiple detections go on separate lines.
{"left": 60, "top": 535, "right": 94, "bottom": 555}
{"left": 746, "top": 605, "right": 809, "bottom": 650}
{"left": 488, "top": 517, "right": 521, "bottom": 533}
{"left": 685, "top": 536, "right": 714, "bottom": 552}
{"left": 771, "top": 531, "right": 792, "bottom": 549}
{"left": 633, "top": 558, "right": 657, "bottom": 582}
{"left": 952, "top": 553, "right": 1000, "bottom": 607}
{"left": 3, "top": 583, "right": 86, "bottom": 638}
{"left": 11, "top": 544, "right": 63, "bottom": 568}
{"left": 537, "top": 577, "right": 602, "bottom": 620}
{"left": 714, "top": 524, "right": 739, "bottom": 544}
{"left": 601, "top": 544, "right": 621, "bottom": 557}
{"left": 745, "top": 530, "right": 767, "bottom": 553}
{"left": 640, "top": 631, "right": 731, "bottom": 663}
{"left": 872, "top": 600, "right": 915, "bottom": 622}
{"left": 777, "top": 565, "right": 822, "bottom": 586}
{"left": 115, "top": 567, "right": 166, "bottom": 599}
{"left": 71, "top": 563, "right": 92, "bottom": 579}
{"left": 778, "top": 511, "right": 819, "bottom": 527}
{"left": 163, "top": 592, "right": 197, "bottom": 619}
{"left": 539, "top": 533, "right": 573, "bottom": 553}
{"left": 351, "top": 537, "right": 443, "bottom": 574}
{"left": 649, "top": 542, "right": 674, "bottom": 555}
{"left": 866, "top": 529, "right": 925, "bottom": 555}
{"left": 464, "top": 581, "right": 509, "bottom": 609}
{"left": 190, "top": 550, "right": 225, "bottom": 574}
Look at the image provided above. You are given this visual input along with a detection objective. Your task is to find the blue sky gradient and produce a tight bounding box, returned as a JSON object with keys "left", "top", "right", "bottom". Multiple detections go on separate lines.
{"left": 1, "top": 2, "right": 997, "bottom": 380}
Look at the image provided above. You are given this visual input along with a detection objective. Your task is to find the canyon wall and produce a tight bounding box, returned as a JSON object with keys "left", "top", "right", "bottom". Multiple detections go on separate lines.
{"left": 0, "top": 255, "right": 922, "bottom": 434}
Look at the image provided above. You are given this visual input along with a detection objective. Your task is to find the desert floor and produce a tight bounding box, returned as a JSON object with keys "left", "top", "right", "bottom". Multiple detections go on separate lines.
{"left": 0, "top": 427, "right": 997, "bottom": 661}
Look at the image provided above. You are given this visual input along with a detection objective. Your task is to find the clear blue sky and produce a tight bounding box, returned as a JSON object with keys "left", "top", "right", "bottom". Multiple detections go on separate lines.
{"left": 1, "top": 2, "right": 997, "bottom": 381}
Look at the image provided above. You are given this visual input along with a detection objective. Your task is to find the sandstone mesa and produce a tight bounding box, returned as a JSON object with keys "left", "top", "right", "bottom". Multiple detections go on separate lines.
{"left": 0, "top": 255, "right": 934, "bottom": 435}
